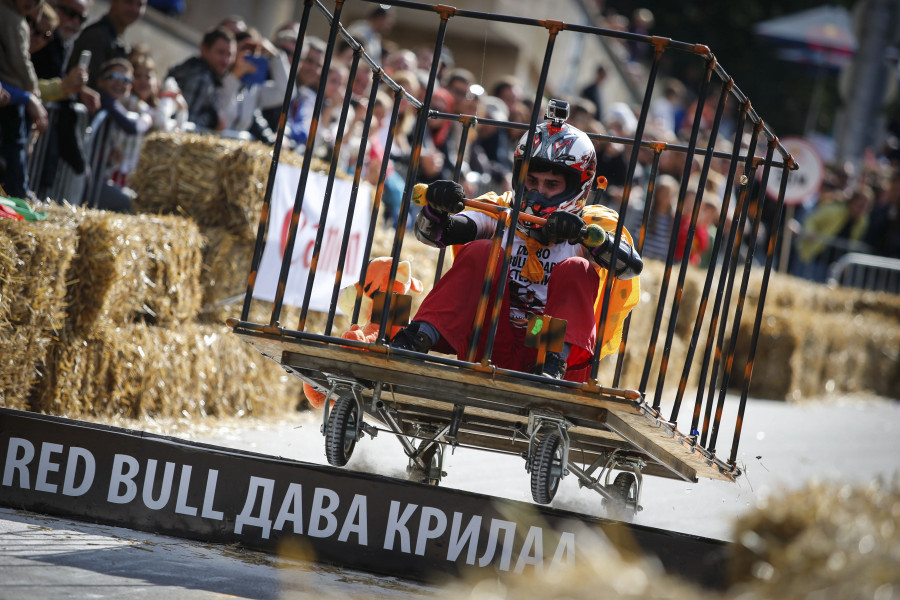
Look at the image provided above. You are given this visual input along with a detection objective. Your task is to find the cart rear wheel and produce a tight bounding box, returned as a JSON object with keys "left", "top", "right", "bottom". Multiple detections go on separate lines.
{"left": 609, "top": 472, "right": 638, "bottom": 520}
{"left": 531, "top": 432, "right": 563, "bottom": 504}
{"left": 325, "top": 395, "right": 358, "bottom": 467}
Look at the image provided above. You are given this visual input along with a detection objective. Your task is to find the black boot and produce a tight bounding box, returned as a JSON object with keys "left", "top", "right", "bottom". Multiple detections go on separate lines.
{"left": 535, "top": 352, "right": 567, "bottom": 379}
{"left": 390, "top": 321, "right": 434, "bottom": 353}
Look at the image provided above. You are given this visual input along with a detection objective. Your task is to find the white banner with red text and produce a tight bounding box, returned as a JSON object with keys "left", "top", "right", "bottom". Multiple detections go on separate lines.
{"left": 253, "top": 164, "right": 372, "bottom": 312}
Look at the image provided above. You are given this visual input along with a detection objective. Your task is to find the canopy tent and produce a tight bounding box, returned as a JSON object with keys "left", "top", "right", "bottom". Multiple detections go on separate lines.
{"left": 755, "top": 5, "right": 859, "bottom": 138}
{"left": 754, "top": 5, "right": 857, "bottom": 70}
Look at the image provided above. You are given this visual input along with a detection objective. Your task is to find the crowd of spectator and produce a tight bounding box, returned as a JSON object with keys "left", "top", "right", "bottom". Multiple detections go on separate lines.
{"left": 1, "top": 1, "right": 898, "bottom": 284}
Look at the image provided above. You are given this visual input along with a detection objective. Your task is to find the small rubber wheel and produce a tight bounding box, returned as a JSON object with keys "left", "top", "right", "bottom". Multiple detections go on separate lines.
{"left": 609, "top": 472, "right": 638, "bottom": 520}
{"left": 530, "top": 432, "right": 563, "bottom": 504}
{"left": 325, "top": 395, "right": 359, "bottom": 467}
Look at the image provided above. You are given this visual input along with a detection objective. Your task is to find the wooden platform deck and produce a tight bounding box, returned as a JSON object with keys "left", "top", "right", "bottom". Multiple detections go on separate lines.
{"left": 230, "top": 322, "right": 737, "bottom": 484}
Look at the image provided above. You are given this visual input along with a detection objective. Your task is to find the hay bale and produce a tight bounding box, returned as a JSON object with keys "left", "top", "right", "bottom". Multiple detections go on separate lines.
{"left": 31, "top": 322, "right": 303, "bottom": 419}
{"left": 731, "top": 312, "right": 798, "bottom": 401}
{"left": 862, "top": 324, "right": 900, "bottom": 398}
{"left": 129, "top": 133, "right": 182, "bottom": 214}
{"left": 728, "top": 479, "right": 900, "bottom": 599}
{"left": 199, "top": 226, "right": 254, "bottom": 311}
{"left": 730, "top": 306, "right": 900, "bottom": 401}
{"left": 63, "top": 207, "right": 203, "bottom": 336}
{"left": 0, "top": 233, "right": 17, "bottom": 325}
{"left": 0, "top": 218, "right": 76, "bottom": 407}
{"left": 132, "top": 132, "right": 341, "bottom": 240}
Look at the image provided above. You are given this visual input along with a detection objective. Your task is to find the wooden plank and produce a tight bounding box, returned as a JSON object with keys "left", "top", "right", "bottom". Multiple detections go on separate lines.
{"left": 289, "top": 350, "right": 617, "bottom": 427}
{"left": 610, "top": 411, "right": 736, "bottom": 482}
{"left": 233, "top": 328, "right": 641, "bottom": 405}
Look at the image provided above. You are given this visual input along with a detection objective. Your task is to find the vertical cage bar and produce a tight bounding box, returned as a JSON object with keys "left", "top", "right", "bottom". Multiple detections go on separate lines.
{"left": 324, "top": 55, "right": 382, "bottom": 335}
{"left": 591, "top": 39, "right": 665, "bottom": 384}
{"left": 639, "top": 56, "right": 714, "bottom": 406}
{"left": 708, "top": 138, "right": 777, "bottom": 453}
{"left": 270, "top": 0, "right": 346, "bottom": 326}
{"left": 375, "top": 8, "right": 454, "bottom": 344}
{"left": 687, "top": 103, "right": 750, "bottom": 437}
{"left": 241, "top": 0, "right": 313, "bottom": 323}
{"left": 729, "top": 154, "right": 793, "bottom": 465}
{"left": 298, "top": 49, "right": 363, "bottom": 331}
{"left": 664, "top": 77, "right": 732, "bottom": 423}
{"left": 613, "top": 146, "right": 663, "bottom": 388}
{"left": 433, "top": 116, "right": 476, "bottom": 286}
{"left": 700, "top": 122, "right": 763, "bottom": 445}
{"left": 476, "top": 22, "right": 562, "bottom": 365}
{"left": 350, "top": 88, "right": 405, "bottom": 326}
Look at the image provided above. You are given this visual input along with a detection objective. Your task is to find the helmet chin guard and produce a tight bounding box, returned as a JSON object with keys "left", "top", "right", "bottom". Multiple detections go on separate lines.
{"left": 513, "top": 100, "right": 597, "bottom": 232}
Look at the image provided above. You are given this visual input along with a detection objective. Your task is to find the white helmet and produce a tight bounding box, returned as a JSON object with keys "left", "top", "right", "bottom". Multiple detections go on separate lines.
{"left": 513, "top": 104, "right": 597, "bottom": 231}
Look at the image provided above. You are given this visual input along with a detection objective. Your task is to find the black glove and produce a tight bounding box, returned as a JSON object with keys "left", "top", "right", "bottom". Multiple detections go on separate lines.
{"left": 425, "top": 180, "right": 466, "bottom": 214}
{"left": 542, "top": 211, "right": 585, "bottom": 245}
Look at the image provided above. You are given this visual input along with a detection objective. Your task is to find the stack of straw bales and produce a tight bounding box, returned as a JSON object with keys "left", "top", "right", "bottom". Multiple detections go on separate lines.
{"left": 131, "top": 132, "right": 318, "bottom": 323}
{"left": 0, "top": 202, "right": 301, "bottom": 418}
{"left": 0, "top": 219, "right": 76, "bottom": 409}
{"left": 32, "top": 322, "right": 297, "bottom": 419}
{"left": 129, "top": 132, "right": 341, "bottom": 332}
{"left": 733, "top": 274, "right": 900, "bottom": 401}
{"left": 131, "top": 133, "right": 278, "bottom": 238}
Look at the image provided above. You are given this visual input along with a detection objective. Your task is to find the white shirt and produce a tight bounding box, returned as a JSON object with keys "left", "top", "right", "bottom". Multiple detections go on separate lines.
{"left": 466, "top": 210, "right": 590, "bottom": 327}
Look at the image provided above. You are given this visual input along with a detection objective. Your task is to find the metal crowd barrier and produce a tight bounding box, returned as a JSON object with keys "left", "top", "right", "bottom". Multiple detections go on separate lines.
{"left": 82, "top": 109, "right": 113, "bottom": 209}
{"left": 233, "top": 0, "right": 798, "bottom": 475}
{"left": 25, "top": 102, "right": 117, "bottom": 207}
{"left": 828, "top": 252, "right": 900, "bottom": 294}
{"left": 26, "top": 101, "right": 89, "bottom": 204}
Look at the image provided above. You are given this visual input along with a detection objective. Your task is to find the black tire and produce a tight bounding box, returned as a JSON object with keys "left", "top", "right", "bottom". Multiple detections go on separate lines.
{"left": 530, "top": 432, "right": 563, "bottom": 504}
{"left": 325, "top": 395, "right": 358, "bottom": 467}
{"left": 609, "top": 472, "right": 638, "bottom": 520}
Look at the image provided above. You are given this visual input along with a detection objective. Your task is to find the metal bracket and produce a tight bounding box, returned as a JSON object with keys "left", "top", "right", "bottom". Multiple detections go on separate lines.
{"left": 525, "top": 410, "right": 573, "bottom": 479}
{"left": 320, "top": 376, "right": 367, "bottom": 439}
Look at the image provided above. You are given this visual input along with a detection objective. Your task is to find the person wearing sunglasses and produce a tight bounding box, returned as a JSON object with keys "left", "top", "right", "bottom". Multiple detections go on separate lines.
{"left": 93, "top": 58, "right": 151, "bottom": 211}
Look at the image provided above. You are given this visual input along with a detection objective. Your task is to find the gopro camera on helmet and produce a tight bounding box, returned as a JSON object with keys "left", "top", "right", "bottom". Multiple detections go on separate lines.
{"left": 545, "top": 99, "right": 569, "bottom": 126}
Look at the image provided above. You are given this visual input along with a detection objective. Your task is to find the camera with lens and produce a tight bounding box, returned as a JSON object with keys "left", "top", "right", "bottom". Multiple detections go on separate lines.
{"left": 545, "top": 99, "right": 569, "bottom": 125}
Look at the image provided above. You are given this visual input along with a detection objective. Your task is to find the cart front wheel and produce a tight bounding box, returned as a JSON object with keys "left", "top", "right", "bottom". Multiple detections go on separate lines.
{"left": 530, "top": 432, "right": 563, "bottom": 504}
{"left": 325, "top": 395, "right": 359, "bottom": 467}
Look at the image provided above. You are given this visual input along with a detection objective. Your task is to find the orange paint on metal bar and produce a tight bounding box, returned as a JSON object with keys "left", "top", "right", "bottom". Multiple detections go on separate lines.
{"left": 539, "top": 19, "right": 565, "bottom": 34}
{"left": 650, "top": 36, "right": 670, "bottom": 53}
{"left": 433, "top": 4, "right": 457, "bottom": 19}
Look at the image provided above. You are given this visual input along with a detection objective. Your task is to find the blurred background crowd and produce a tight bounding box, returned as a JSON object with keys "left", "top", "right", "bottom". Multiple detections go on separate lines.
{"left": 1, "top": 0, "right": 898, "bottom": 287}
